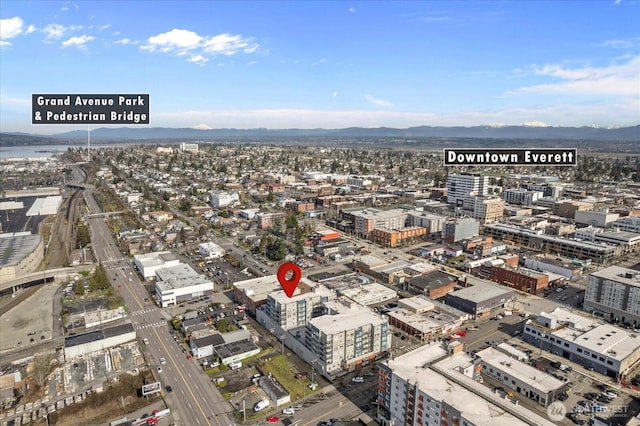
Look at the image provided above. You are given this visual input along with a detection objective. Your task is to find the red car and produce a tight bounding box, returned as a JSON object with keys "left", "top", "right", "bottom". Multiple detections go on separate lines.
{"left": 186, "top": 354, "right": 193, "bottom": 360}
{"left": 266, "top": 416, "right": 280, "bottom": 423}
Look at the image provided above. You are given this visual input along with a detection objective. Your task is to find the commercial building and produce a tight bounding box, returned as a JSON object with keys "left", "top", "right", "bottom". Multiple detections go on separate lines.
{"left": 574, "top": 227, "right": 640, "bottom": 253}
{"left": 256, "top": 212, "right": 286, "bottom": 229}
{"left": 0, "top": 232, "right": 43, "bottom": 282}
{"left": 489, "top": 265, "right": 549, "bottom": 295}
{"left": 155, "top": 263, "right": 214, "bottom": 307}
{"left": 523, "top": 256, "right": 583, "bottom": 280}
{"left": 482, "top": 223, "right": 622, "bottom": 263}
{"left": 503, "top": 188, "right": 543, "bottom": 205}
{"left": 574, "top": 210, "right": 620, "bottom": 228}
{"left": 585, "top": 266, "right": 640, "bottom": 326}
{"left": 133, "top": 251, "right": 181, "bottom": 281}
{"left": 446, "top": 173, "right": 489, "bottom": 207}
{"left": 198, "top": 242, "right": 225, "bottom": 259}
{"left": 469, "top": 197, "right": 505, "bottom": 223}
{"left": 259, "top": 375, "right": 290, "bottom": 406}
{"left": 378, "top": 343, "right": 555, "bottom": 426}
{"left": 522, "top": 308, "right": 640, "bottom": 380}
{"left": 305, "top": 299, "right": 390, "bottom": 377}
{"left": 442, "top": 217, "right": 480, "bottom": 244}
{"left": 386, "top": 296, "right": 468, "bottom": 341}
{"left": 180, "top": 142, "right": 199, "bottom": 152}
{"left": 445, "top": 276, "right": 514, "bottom": 318}
{"left": 371, "top": 226, "right": 427, "bottom": 247}
{"left": 339, "top": 283, "right": 397, "bottom": 306}
{"left": 611, "top": 216, "right": 640, "bottom": 233}
{"left": 405, "top": 270, "right": 457, "bottom": 299}
{"left": 556, "top": 200, "right": 593, "bottom": 218}
{"left": 209, "top": 190, "right": 239, "bottom": 209}
{"left": 406, "top": 212, "right": 447, "bottom": 236}
{"left": 475, "top": 347, "right": 565, "bottom": 407}
{"left": 64, "top": 323, "right": 136, "bottom": 359}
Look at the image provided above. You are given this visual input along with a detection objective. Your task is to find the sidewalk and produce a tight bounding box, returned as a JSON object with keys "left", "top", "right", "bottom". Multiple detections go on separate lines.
{"left": 99, "top": 401, "right": 168, "bottom": 426}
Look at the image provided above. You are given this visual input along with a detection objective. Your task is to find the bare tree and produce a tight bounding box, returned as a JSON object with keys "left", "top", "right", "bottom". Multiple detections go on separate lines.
{"left": 32, "top": 352, "right": 57, "bottom": 388}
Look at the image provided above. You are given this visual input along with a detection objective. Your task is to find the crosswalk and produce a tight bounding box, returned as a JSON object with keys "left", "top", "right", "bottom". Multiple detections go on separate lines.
{"left": 399, "top": 343, "right": 423, "bottom": 354}
{"left": 131, "top": 308, "right": 156, "bottom": 316}
{"left": 135, "top": 321, "right": 167, "bottom": 330}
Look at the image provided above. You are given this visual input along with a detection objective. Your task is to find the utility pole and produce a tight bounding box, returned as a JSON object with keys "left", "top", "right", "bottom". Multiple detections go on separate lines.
{"left": 242, "top": 399, "right": 246, "bottom": 423}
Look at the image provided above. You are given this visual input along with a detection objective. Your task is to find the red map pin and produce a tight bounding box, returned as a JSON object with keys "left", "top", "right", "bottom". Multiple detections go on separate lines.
{"left": 277, "top": 261, "right": 302, "bottom": 298}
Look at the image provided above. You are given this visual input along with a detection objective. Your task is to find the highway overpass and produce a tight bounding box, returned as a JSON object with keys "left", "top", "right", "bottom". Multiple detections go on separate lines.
{"left": 0, "top": 264, "right": 96, "bottom": 297}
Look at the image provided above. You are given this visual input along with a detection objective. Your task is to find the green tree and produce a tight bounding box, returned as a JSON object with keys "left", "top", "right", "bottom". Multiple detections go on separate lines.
{"left": 90, "top": 263, "right": 110, "bottom": 291}
{"left": 216, "top": 319, "right": 228, "bottom": 333}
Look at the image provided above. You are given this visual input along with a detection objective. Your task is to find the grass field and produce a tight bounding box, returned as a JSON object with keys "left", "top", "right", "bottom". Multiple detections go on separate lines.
{"left": 257, "top": 354, "right": 317, "bottom": 400}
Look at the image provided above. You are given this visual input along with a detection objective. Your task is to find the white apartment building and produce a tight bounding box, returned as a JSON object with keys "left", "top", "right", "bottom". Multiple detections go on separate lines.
{"left": 378, "top": 343, "right": 555, "bottom": 426}
{"left": 261, "top": 285, "right": 336, "bottom": 330}
{"left": 407, "top": 212, "right": 447, "bottom": 236}
{"left": 209, "top": 190, "right": 240, "bottom": 208}
{"left": 522, "top": 308, "right": 640, "bottom": 380}
{"left": 585, "top": 265, "right": 640, "bottom": 326}
{"left": 155, "top": 263, "right": 214, "bottom": 307}
{"left": 446, "top": 173, "right": 489, "bottom": 207}
{"left": 352, "top": 208, "right": 408, "bottom": 238}
{"left": 305, "top": 299, "right": 390, "bottom": 377}
{"left": 503, "top": 188, "right": 543, "bottom": 205}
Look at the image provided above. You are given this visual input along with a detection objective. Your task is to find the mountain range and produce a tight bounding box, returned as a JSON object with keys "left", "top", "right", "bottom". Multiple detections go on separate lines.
{"left": 1, "top": 125, "right": 638, "bottom": 147}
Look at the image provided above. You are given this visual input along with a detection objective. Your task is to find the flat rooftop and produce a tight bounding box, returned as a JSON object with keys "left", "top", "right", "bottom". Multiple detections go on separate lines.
{"left": 215, "top": 339, "right": 260, "bottom": 359}
{"left": 386, "top": 346, "right": 534, "bottom": 426}
{"left": 134, "top": 251, "right": 179, "bottom": 268}
{"left": 269, "top": 281, "right": 334, "bottom": 304}
{"left": 542, "top": 308, "right": 640, "bottom": 362}
{"left": 0, "top": 232, "right": 41, "bottom": 267}
{"left": 312, "top": 300, "right": 386, "bottom": 334}
{"left": 476, "top": 347, "right": 565, "bottom": 393}
{"left": 155, "top": 263, "right": 213, "bottom": 291}
{"left": 590, "top": 265, "right": 640, "bottom": 288}
{"left": 234, "top": 275, "right": 287, "bottom": 301}
{"left": 339, "top": 283, "right": 397, "bottom": 305}
{"left": 449, "top": 279, "right": 513, "bottom": 303}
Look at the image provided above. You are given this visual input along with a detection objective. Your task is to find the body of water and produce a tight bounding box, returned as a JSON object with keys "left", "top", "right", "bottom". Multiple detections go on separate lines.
{"left": 0, "top": 144, "right": 117, "bottom": 159}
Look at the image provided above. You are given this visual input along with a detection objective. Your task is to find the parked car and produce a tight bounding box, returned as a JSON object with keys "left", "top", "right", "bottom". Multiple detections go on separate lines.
{"left": 165, "top": 385, "right": 172, "bottom": 393}
{"left": 282, "top": 407, "right": 295, "bottom": 415}
{"left": 160, "top": 357, "right": 166, "bottom": 365}
{"left": 352, "top": 376, "right": 364, "bottom": 383}
{"left": 266, "top": 416, "right": 280, "bottom": 423}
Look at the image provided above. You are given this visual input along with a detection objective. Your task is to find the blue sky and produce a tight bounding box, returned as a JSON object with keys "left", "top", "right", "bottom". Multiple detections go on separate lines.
{"left": 1, "top": 1, "right": 639, "bottom": 134}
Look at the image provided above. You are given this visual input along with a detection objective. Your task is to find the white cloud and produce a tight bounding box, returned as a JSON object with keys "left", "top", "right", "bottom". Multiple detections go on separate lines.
{"left": 114, "top": 38, "right": 132, "bottom": 45}
{"left": 599, "top": 36, "right": 640, "bottom": 50}
{"left": 332, "top": 90, "right": 339, "bottom": 97}
{"left": 188, "top": 54, "right": 207, "bottom": 66}
{"left": 25, "top": 25, "right": 36, "bottom": 34}
{"left": 365, "top": 94, "right": 395, "bottom": 107}
{"left": 43, "top": 24, "right": 82, "bottom": 41}
{"left": 312, "top": 57, "right": 327, "bottom": 66}
{"left": 62, "top": 35, "right": 94, "bottom": 48}
{"left": 203, "top": 33, "right": 257, "bottom": 55}
{"left": 349, "top": 7, "right": 357, "bottom": 13}
{"left": 143, "top": 28, "right": 202, "bottom": 52}
{"left": 141, "top": 28, "right": 259, "bottom": 64}
{"left": 508, "top": 56, "right": 640, "bottom": 96}
{"left": 1, "top": 17, "right": 24, "bottom": 42}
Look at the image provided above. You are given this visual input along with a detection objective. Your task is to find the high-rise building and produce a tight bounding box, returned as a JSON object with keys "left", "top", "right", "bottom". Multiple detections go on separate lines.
{"left": 585, "top": 266, "right": 640, "bottom": 326}
{"left": 446, "top": 173, "right": 489, "bottom": 207}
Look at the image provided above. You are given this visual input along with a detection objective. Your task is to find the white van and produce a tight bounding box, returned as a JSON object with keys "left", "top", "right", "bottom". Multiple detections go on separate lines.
{"left": 254, "top": 399, "right": 269, "bottom": 412}
{"left": 228, "top": 361, "right": 242, "bottom": 370}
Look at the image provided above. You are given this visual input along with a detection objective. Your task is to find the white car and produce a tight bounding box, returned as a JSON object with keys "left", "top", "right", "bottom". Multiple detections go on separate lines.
{"left": 282, "top": 407, "right": 295, "bottom": 415}
{"left": 352, "top": 376, "right": 364, "bottom": 383}
{"left": 156, "top": 367, "right": 162, "bottom": 373}
{"left": 160, "top": 357, "right": 167, "bottom": 365}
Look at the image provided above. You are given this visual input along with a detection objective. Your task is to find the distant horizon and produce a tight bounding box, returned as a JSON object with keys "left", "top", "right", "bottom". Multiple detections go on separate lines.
{"left": 2, "top": 1, "right": 639, "bottom": 133}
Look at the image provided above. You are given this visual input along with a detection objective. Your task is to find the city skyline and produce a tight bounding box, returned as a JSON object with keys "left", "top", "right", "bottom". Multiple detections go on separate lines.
{"left": 1, "top": 0, "right": 639, "bottom": 134}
